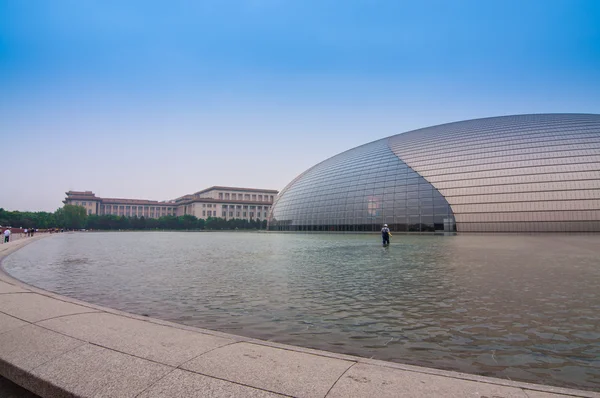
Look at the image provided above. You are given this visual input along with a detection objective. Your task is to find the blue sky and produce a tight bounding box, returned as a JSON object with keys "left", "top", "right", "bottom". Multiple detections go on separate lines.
{"left": 1, "top": 0, "right": 599, "bottom": 211}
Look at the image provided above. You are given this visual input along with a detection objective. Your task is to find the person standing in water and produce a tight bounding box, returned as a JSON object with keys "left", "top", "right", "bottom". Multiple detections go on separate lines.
{"left": 381, "top": 224, "right": 391, "bottom": 246}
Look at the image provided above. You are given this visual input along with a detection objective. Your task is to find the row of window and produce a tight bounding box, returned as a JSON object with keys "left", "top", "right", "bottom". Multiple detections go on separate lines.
{"left": 276, "top": 196, "right": 449, "bottom": 206}
{"left": 202, "top": 210, "right": 268, "bottom": 218}
{"left": 280, "top": 185, "right": 441, "bottom": 200}
{"left": 278, "top": 184, "right": 444, "bottom": 200}
{"left": 290, "top": 213, "right": 450, "bottom": 220}
{"left": 101, "top": 205, "right": 174, "bottom": 211}
{"left": 73, "top": 201, "right": 272, "bottom": 218}
{"left": 201, "top": 204, "right": 270, "bottom": 210}
{"left": 72, "top": 201, "right": 177, "bottom": 212}
{"left": 271, "top": 222, "right": 453, "bottom": 233}
{"left": 216, "top": 193, "right": 274, "bottom": 201}
{"left": 100, "top": 210, "right": 174, "bottom": 217}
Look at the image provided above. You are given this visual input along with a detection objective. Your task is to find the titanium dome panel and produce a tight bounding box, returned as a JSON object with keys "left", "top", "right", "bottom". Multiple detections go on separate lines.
{"left": 388, "top": 113, "right": 600, "bottom": 232}
{"left": 269, "top": 138, "right": 454, "bottom": 232}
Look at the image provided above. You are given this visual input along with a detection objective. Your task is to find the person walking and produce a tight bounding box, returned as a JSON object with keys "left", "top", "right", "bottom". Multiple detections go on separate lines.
{"left": 381, "top": 224, "right": 391, "bottom": 246}
{"left": 3, "top": 228, "right": 11, "bottom": 243}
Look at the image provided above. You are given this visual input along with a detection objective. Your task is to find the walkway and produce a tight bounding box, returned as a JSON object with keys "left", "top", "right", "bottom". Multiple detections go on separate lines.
{"left": 0, "top": 236, "right": 598, "bottom": 397}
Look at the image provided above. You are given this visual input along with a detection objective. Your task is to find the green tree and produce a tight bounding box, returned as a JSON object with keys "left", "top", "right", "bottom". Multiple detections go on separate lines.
{"left": 118, "top": 216, "right": 131, "bottom": 230}
{"left": 86, "top": 215, "right": 100, "bottom": 229}
{"left": 146, "top": 217, "right": 159, "bottom": 229}
{"left": 33, "top": 211, "right": 57, "bottom": 228}
{"left": 130, "top": 216, "right": 147, "bottom": 230}
{"left": 55, "top": 205, "right": 87, "bottom": 229}
{"left": 180, "top": 215, "right": 198, "bottom": 230}
{"left": 205, "top": 217, "right": 226, "bottom": 230}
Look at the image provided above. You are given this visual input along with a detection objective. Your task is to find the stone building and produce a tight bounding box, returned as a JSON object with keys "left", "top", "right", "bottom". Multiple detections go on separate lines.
{"left": 64, "top": 186, "right": 278, "bottom": 222}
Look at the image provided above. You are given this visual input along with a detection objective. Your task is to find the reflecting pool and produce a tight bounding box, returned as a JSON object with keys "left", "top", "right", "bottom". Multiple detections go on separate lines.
{"left": 3, "top": 232, "right": 600, "bottom": 390}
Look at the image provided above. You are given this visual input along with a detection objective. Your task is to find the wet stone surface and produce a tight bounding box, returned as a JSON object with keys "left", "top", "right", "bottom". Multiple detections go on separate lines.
{"left": 4, "top": 232, "right": 600, "bottom": 391}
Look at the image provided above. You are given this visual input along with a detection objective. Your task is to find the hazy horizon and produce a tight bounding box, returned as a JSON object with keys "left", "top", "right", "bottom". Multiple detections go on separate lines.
{"left": 2, "top": 1, "right": 599, "bottom": 212}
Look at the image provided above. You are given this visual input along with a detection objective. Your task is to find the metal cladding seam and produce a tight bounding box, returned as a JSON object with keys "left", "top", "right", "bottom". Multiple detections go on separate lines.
{"left": 388, "top": 113, "right": 600, "bottom": 232}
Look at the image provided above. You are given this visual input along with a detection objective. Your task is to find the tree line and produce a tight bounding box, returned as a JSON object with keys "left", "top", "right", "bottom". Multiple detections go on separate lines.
{"left": 1, "top": 205, "right": 268, "bottom": 231}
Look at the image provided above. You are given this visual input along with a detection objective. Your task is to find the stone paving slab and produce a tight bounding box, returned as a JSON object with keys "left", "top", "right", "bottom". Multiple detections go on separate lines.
{"left": 138, "top": 368, "right": 288, "bottom": 398}
{"left": 356, "top": 357, "right": 600, "bottom": 397}
{"left": 525, "top": 391, "right": 583, "bottom": 398}
{"left": 25, "top": 343, "right": 173, "bottom": 398}
{"left": 38, "top": 312, "right": 236, "bottom": 367}
{"left": 182, "top": 342, "right": 354, "bottom": 398}
{"left": 327, "top": 363, "right": 584, "bottom": 398}
{"left": 0, "top": 324, "right": 84, "bottom": 374}
{"left": 326, "top": 363, "right": 531, "bottom": 398}
{"left": 0, "top": 293, "right": 98, "bottom": 323}
{"left": 0, "top": 280, "right": 28, "bottom": 294}
{"left": 0, "top": 313, "right": 28, "bottom": 335}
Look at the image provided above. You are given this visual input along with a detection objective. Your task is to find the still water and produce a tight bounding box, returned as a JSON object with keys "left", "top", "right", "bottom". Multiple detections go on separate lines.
{"left": 4, "top": 232, "right": 600, "bottom": 390}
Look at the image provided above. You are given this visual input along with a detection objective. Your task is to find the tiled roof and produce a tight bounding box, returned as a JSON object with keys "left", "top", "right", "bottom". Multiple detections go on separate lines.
{"left": 101, "top": 198, "right": 175, "bottom": 206}
{"left": 65, "top": 191, "right": 97, "bottom": 197}
{"left": 175, "top": 198, "right": 273, "bottom": 206}
{"left": 193, "top": 186, "right": 279, "bottom": 195}
{"left": 65, "top": 196, "right": 101, "bottom": 201}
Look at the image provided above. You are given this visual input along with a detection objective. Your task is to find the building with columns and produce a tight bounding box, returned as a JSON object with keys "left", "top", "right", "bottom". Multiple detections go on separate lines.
{"left": 64, "top": 186, "right": 278, "bottom": 222}
{"left": 173, "top": 186, "right": 277, "bottom": 222}
{"left": 63, "top": 191, "right": 177, "bottom": 218}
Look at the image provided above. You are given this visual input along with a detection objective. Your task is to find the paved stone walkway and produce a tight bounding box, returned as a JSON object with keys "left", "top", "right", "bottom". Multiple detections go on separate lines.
{"left": 1, "top": 232, "right": 40, "bottom": 245}
{"left": 0, "top": 236, "right": 598, "bottom": 397}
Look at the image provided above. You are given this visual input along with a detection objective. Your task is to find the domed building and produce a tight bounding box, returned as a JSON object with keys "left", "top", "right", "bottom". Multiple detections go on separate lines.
{"left": 269, "top": 114, "right": 600, "bottom": 233}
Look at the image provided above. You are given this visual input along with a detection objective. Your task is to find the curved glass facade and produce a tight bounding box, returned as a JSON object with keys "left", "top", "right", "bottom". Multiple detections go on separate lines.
{"left": 269, "top": 139, "right": 455, "bottom": 232}
{"left": 270, "top": 113, "right": 600, "bottom": 233}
